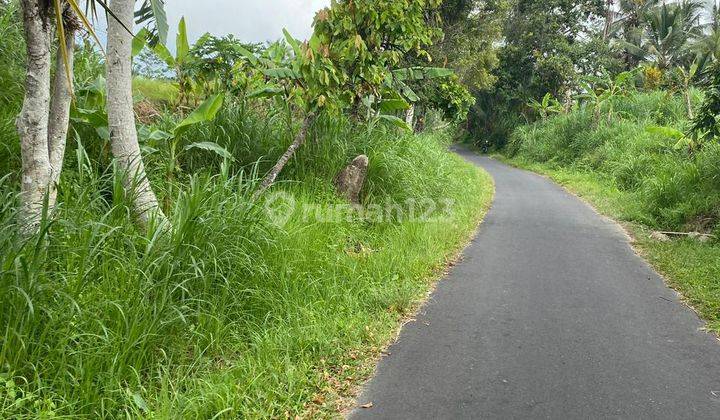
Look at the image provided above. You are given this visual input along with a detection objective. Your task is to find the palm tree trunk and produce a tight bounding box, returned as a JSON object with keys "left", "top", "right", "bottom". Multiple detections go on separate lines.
{"left": 106, "top": 0, "right": 167, "bottom": 228}
{"left": 48, "top": 15, "right": 77, "bottom": 208}
{"left": 17, "top": 0, "right": 52, "bottom": 235}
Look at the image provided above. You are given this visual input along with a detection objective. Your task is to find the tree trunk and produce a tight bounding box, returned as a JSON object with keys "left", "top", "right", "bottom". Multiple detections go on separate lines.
{"left": 253, "top": 114, "right": 314, "bottom": 199}
{"left": 563, "top": 88, "right": 573, "bottom": 113}
{"left": 47, "top": 16, "right": 76, "bottom": 207}
{"left": 17, "top": 0, "right": 52, "bottom": 235}
{"left": 106, "top": 0, "right": 167, "bottom": 227}
{"left": 405, "top": 104, "right": 415, "bottom": 131}
{"left": 684, "top": 88, "right": 694, "bottom": 119}
{"left": 603, "top": 0, "right": 614, "bottom": 41}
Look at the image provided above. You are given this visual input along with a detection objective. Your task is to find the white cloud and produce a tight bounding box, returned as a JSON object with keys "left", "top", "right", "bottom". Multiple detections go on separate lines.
{"left": 166, "top": 0, "right": 330, "bottom": 45}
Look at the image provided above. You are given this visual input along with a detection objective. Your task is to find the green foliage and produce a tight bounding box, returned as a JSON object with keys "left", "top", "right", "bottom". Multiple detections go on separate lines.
{"left": 471, "top": 0, "right": 606, "bottom": 143}
{"left": 692, "top": 2, "right": 720, "bottom": 62}
{"left": 0, "top": 1, "right": 22, "bottom": 107}
{"left": 691, "top": 60, "right": 720, "bottom": 140}
{"left": 172, "top": 94, "right": 224, "bottom": 136}
{"left": 313, "top": 0, "right": 442, "bottom": 96}
{"left": 508, "top": 90, "right": 719, "bottom": 232}
{"left": 502, "top": 0, "right": 604, "bottom": 97}
{"left": 618, "top": 0, "right": 704, "bottom": 70}
{"left": 432, "top": 0, "right": 508, "bottom": 91}
{"left": 135, "top": 0, "right": 169, "bottom": 45}
{"left": 0, "top": 1, "right": 23, "bottom": 177}
{"left": 577, "top": 69, "right": 639, "bottom": 122}
{"left": 136, "top": 16, "right": 205, "bottom": 106}
{"left": 230, "top": 0, "right": 467, "bottom": 127}
{"left": 187, "top": 34, "right": 260, "bottom": 95}
{"left": 0, "top": 108, "right": 491, "bottom": 416}
{"left": 421, "top": 75, "right": 476, "bottom": 122}
{"left": 527, "top": 93, "right": 564, "bottom": 120}
{"left": 132, "top": 76, "right": 178, "bottom": 103}
{"left": 0, "top": 5, "right": 489, "bottom": 417}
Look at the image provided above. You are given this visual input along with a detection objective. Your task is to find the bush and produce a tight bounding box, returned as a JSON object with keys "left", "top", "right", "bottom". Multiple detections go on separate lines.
{"left": 507, "top": 90, "right": 720, "bottom": 233}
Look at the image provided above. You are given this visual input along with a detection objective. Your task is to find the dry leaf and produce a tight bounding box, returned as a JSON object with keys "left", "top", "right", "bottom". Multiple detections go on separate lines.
{"left": 360, "top": 402, "right": 373, "bottom": 409}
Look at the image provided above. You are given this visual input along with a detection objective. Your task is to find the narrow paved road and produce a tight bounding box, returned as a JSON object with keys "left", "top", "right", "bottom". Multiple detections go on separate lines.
{"left": 351, "top": 149, "right": 720, "bottom": 419}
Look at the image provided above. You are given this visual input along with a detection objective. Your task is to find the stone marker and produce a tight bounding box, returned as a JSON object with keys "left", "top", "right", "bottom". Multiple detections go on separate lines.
{"left": 335, "top": 155, "right": 369, "bottom": 205}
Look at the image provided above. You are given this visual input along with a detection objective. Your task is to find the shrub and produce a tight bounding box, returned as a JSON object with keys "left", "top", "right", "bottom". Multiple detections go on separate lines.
{"left": 508, "top": 90, "right": 719, "bottom": 233}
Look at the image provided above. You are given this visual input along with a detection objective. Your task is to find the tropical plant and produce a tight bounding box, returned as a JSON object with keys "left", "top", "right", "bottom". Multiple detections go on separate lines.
{"left": 235, "top": 0, "right": 455, "bottom": 197}
{"left": 136, "top": 16, "right": 198, "bottom": 107}
{"left": 577, "top": 69, "right": 637, "bottom": 122}
{"left": 646, "top": 124, "right": 699, "bottom": 151}
{"left": 527, "top": 93, "right": 565, "bottom": 120}
{"left": 141, "top": 94, "right": 227, "bottom": 210}
{"left": 672, "top": 57, "right": 705, "bottom": 118}
{"left": 431, "top": 0, "right": 508, "bottom": 91}
{"left": 106, "top": 0, "right": 169, "bottom": 227}
{"left": 691, "top": 60, "right": 720, "bottom": 141}
{"left": 619, "top": 0, "right": 704, "bottom": 70}
{"left": 612, "top": 0, "right": 660, "bottom": 67}
{"left": 12, "top": 0, "right": 169, "bottom": 234}
{"left": 471, "top": 0, "right": 606, "bottom": 144}
{"left": 135, "top": 0, "right": 168, "bottom": 45}
{"left": 691, "top": 1, "right": 720, "bottom": 62}
{"left": 15, "top": 0, "right": 84, "bottom": 234}
{"left": 188, "top": 34, "right": 260, "bottom": 95}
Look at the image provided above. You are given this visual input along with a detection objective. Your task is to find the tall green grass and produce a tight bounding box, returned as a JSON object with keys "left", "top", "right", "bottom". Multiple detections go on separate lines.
{"left": 0, "top": 1, "right": 23, "bottom": 177}
{"left": 133, "top": 77, "right": 179, "bottom": 105}
{"left": 0, "top": 5, "right": 492, "bottom": 414}
{"left": 0, "top": 107, "right": 491, "bottom": 417}
{"left": 506, "top": 90, "right": 720, "bottom": 234}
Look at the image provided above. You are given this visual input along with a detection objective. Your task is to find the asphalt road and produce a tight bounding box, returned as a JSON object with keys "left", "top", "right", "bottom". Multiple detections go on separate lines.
{"left": 350, "top": 149, "right": 720, "bottom": 419}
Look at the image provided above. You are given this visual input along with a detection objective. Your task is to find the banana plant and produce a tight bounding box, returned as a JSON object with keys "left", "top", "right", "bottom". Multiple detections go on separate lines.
{"left": 140, "top": 93, "right": 228, "bottom": 211}
{"left": 673, "top": 57, "right": 705, "bottom": 119}
{"left": 134, "top": 16, "right": 198, "bottom": 107}
{"left": 142, "top": 93, "right": 228, "bottom": 165}
{"left": 71, "top": 86, "right": 229, "bottom": 175}
{"left": 577, "top": 69, "right": 638, "bottom": 123}
{"left": 527, "top": 93, "right": 565, "bottom": 120}
{"left": 645, "top": 125, "right": 699, "bottom": 152}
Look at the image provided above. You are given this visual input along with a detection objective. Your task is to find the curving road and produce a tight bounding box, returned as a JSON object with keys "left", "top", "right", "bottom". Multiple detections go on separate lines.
{"left": 350, "top": 148, "right": 720, "bottom": 419}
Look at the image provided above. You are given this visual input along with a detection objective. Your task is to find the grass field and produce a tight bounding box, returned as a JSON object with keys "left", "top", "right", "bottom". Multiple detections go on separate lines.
{"left": 1, "top": 116, "right": 493, "bottom": 417}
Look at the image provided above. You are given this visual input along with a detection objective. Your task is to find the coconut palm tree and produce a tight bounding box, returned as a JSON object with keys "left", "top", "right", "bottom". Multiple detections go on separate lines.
{"left": 617, "top": 0, "right": 704, "bottom": 70}
{"left": 15, "top": 0, "right": 168, "bottom": 234}
{"left": 692, "top": 1, "right": 720, "bottom": 61}
{"left": 610, "top": 0, "right": 659, "bottom": 67}
{"left": 106, "top": 0, "right": 168, "bottom": 227}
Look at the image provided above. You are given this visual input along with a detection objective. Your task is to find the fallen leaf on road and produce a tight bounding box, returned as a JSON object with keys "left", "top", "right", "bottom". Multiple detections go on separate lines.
{"left": 360, "top": 402, "right": 373, "bottom": 409}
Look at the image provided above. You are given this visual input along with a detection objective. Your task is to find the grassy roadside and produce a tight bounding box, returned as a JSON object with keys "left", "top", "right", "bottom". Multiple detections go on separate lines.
{"left": 310, "top": 156, "right": 494, "bottom": 417}
{"left": 0, "top": 127, "right": 494, "bottom": 418}
{"left": 494, "top": 155, "right": 720, "bottom": 334}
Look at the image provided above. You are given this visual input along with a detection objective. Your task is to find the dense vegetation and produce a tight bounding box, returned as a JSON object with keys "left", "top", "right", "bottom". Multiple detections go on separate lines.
{"left": 5, "top": 0, "right": 720, "bottom": 415}
{"left": 508, "top": 91, "right": 719, "bottom": 234}
{"left": 0, "top": 0, "right": 493, "bottom": 417}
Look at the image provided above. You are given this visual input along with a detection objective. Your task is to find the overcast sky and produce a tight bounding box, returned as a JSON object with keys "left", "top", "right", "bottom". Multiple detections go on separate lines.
{"left": 165, "top": 0, "right": 331, "bottom": 45}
